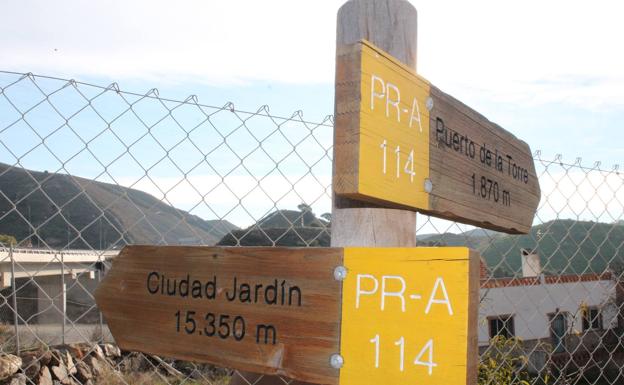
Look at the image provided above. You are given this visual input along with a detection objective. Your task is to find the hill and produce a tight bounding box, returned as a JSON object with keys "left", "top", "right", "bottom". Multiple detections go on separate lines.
{"left": 0, "top": 163, "right": 237, "bottom": 248}
{"left": 417, "top": 220, "right": 624, "bottom": 276}
{"left": 416, "top": 229, "right": 500, "bottom": 250}
{"left": 217, "top": 208, "right": 330, "bottom": 247}
{"left": 481, "top": 219, "right": 624, "bottom": 276}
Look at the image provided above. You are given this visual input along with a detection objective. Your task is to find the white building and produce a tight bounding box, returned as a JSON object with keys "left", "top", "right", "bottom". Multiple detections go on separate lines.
{"left": 478, "top": 250, "right": 620, "bottom": 371}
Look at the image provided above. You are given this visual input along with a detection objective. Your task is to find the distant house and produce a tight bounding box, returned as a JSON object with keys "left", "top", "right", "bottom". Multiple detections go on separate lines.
{"left": 478, "top": 249, "right": 620, "bottom": 373}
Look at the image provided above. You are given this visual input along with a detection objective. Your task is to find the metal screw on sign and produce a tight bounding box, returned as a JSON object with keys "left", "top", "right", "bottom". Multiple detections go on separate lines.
{"left": 329, "top": 353, "right": 344, "bottom": 369}
{"left": 424, "top": 178, "right": 433, "bottom": 193}
{"left": 334, "top": 266, "right": 348, "bottom": 281}
{"left": 426, "top": 97, "right": 434, "bottom": 111}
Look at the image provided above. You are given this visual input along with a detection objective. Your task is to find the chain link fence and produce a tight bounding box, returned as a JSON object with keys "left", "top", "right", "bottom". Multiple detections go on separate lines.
{"left": 0, "top": 70, "right": 622, "bottom": 385}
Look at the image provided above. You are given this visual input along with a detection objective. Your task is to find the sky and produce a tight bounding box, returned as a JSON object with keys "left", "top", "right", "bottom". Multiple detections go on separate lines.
{"left": 1, "top": 0, "right": 623, "bottom": 229}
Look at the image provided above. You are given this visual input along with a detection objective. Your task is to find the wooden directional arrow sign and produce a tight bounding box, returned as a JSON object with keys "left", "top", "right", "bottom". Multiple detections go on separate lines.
{"left": 334, "top": 40, "right": 541, "bottom": 234}
{"left": 95, "top": 245, "right": 479, "bottom": 385}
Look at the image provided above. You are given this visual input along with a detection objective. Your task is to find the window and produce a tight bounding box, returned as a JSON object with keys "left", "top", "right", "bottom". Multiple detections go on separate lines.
{"left": 550, "top": 312, "right": 568, "bottom": 353}
{"left": 489, "top": 315, "right": 515, "bottom": 339}
{"left": 583, "top": 307, "right": 602, "bottom": 331}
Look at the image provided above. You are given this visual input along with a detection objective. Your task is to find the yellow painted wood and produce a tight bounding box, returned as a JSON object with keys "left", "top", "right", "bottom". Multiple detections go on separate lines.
{"left": 358, "top": 40, "right": 431, "bottom": 210}
{"left": 334, "top": 40, "right": 541, "bottom": 234}
{"left": 340, "top": 247, "right": 477, "bottom": 385}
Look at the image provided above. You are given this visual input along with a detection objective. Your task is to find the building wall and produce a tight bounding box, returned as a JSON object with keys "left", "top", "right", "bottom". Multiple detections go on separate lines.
{"left": 34, "top": 272, "right": 101, "bottom": 324}
{"left": 478, "top": 279, "right": 618, "bottom": 346}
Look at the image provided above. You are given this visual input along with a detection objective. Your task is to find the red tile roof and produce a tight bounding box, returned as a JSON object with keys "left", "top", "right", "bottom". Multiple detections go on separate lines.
{"left": 481, "top": 272, "right": 613, "bottom": 288}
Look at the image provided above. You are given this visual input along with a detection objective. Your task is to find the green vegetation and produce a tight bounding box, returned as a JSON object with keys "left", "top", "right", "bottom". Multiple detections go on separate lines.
{"left": 478, "top": 336, "right": 548, "bottom": 385}
{"left": 418, "top": 219, "right": 624, "bottom": 276}
{"left": 482, "top": 219, "right": 624, "bottom": 275}
{"left": 0, "top": 163, "right": 237, "bottom": 248}
{"left": 218, "top": 205, "right": 330, "bottom": 246}
{"left": 0, "top": 234, "right": 16, "bottom": 246}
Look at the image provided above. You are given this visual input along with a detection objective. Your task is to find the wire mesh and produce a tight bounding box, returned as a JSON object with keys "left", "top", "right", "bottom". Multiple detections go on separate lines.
{"left": 0, "top": 70, "right": 623, "bottom": 385}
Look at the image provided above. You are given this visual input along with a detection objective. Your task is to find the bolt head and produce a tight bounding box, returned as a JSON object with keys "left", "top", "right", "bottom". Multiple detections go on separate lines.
{"left": 329, "top": 353, "right": 344, "bottom": 369}
{"left": 424, "top": 178, "right": 433, "bottom": 193}
{"left": 333, "top": 266, "right": 348, "bottom": 281}
{"left": 426, "top": 97, "right": 434, "bottom": 111}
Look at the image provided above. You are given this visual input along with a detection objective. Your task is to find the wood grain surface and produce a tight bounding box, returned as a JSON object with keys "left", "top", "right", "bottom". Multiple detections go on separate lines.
{"left": 427, "top": 86, "right": 541, "bottom": 233}
{"left": 332, "top": 0, "right": 419, "bottom": 248}
{"left": 333, "top": 40, "right": 540, "bottom": 234}
{"left": 95, "top": 246, "right": 343, "bottom": 384}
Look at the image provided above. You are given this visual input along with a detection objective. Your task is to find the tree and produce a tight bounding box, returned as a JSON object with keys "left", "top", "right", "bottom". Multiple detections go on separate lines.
{"left": 320, "top": 213, "right": 332, "bottom": 222}
{"left": 297, "top": 203, "right": 313, "bottom": 227}
{"left": 0, "top": 234, "right": 17, "bottom": 247}
{"left": 297, "top": 203, "right": 312, "bottom": 213}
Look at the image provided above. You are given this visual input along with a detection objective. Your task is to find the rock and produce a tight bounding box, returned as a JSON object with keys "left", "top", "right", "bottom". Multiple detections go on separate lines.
{"left": 65, "top": 344, "right": 90, "bottom": 361}
{"left": 9, "top": 373, "right": 27, "bottom": 385}
{"left": 61, "top": 351, "right": 77, "bottom": 376}
{"left": 85, "top": 356, "right": 105, "bottom": 378}
{"left": 50, "top": 364, "right": 70, "bottom": 385}
{"left": 74, "top": 360, "right": 92, "bottom": 383}
{"left": 89, "top": 345, "right": 105, "bottom": 361}
{"left": 38, "top": 366, "right": 53, "bottom": 385}
{"left": 0, "top": 354, "right": 22, "bottom": 380}
{"left": 101, "top": 344, "right": 121, "bottom": 358}
{"left": 119, "top": 352, "right": 150, "bottom": 372}
{"left": 20, "top": 352, "right": 41, "bottom": 379}
{"left": 48, "top": 350, "right": 62, "bottom": 367}
{"left": 38, "top": 351, "right": 52, "bottom": 367}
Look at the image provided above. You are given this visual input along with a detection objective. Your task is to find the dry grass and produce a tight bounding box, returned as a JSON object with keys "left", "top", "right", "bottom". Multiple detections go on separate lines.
{"left": 0, "top": 322, "right": 16, "bottom": 353}
{"left": 94, "top": 363, "right": 231, "bottom": 385}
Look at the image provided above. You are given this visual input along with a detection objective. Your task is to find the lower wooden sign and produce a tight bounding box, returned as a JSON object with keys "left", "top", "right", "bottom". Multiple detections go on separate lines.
{"left": 95, "top": 246, "right": 479, "bottom": 385}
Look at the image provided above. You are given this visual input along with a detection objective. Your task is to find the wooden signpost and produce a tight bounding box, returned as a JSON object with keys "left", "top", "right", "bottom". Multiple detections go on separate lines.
{"left": 95, "top": 2, "right": 541, "bottom": 385}
{"left": 334, "top": 40, "right": 541, "bottom": 234}
{"left": 95, "top": 245, "right": 478, "bottom": 385}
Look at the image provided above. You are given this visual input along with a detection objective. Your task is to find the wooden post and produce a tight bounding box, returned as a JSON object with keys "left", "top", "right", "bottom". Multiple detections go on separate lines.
{"left": 229, "top": 1, "right": 418, "bottom": 384}
{"left": 332, "top": 0, "right": 418, "bottom": 248}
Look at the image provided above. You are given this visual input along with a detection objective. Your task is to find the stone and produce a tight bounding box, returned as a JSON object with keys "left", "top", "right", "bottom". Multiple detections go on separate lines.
{"left": 9, "top": 373, "right": 27, "bottom": 385}
{"left": 119, "top": 352, "right": 150, "bottom": 372}
{"left": 89, "top": 345, "right": 104, "bottom": 361}
{"left": 85, "top": 356, "right": 105, "bottom": 378}
{"left": 38, "top": 366, "right": 53, "bottom": 385}
{"left": 38, "top": 351, "right": 52, "bottom": 367}
{"left": 20, "top": 352, "right": 41, "bottom": 379}
{"left": 65, "top": 344, "right": 90, "bottom": 360}
{"left": 101, "top": 344, "right": 121, "bottom": 358}
{"left": 50, "top": 364, "right": 70, "bottom": 385}
{"left": 48, "top": 350, "right": 62, "bottom": 367}
{"left": 74, "top": 360, "right": 93, "bottom": 383}
{"left": 62, "top": 351, "right": 77, "bottom": 376}
{"left": 0, "top": 354, "right": 22, "bottom": 380}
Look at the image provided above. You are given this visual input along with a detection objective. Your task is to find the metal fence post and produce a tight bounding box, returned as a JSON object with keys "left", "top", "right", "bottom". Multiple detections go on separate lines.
{"left": 61, "top": 251, "right": 66, "bottom": 345}
{"left": 98, "top": 265, "right": 104, "bottom": 343}
{"left": 9, "top": 245, "right": 20, "bottom": 354}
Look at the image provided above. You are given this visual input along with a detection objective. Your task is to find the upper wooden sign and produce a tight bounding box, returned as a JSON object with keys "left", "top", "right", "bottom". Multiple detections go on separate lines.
{"left": 334, "top": 40, "right": 541, "bottom": 234}
{"left": 95, "top": 245, "right": 478, "bottom": 385}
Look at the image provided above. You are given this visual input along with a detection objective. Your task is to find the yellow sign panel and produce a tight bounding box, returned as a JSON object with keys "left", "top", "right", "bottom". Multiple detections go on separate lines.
{"left": 335, "top": 41, "right": 541, "bottom": 234}
{"left": 340, "top": 247, "right": 477, "bottom": 385}
{"left": 358, "top": 41, "right": 431, "bottom": 209}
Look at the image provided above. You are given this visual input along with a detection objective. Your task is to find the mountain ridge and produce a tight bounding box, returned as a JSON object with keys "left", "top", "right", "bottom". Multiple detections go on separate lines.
{"left": 0, "top": 163, "right": 237, "bottom": 248}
